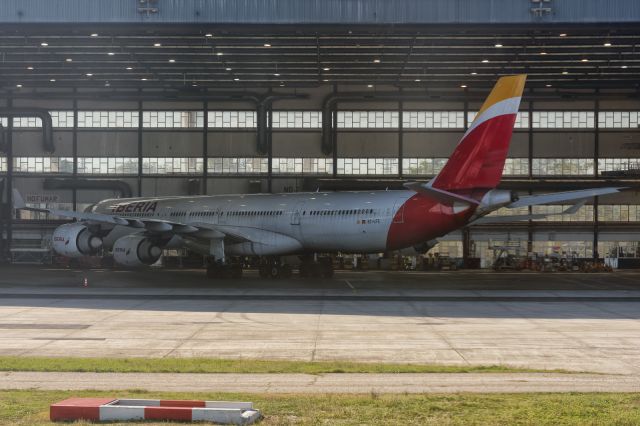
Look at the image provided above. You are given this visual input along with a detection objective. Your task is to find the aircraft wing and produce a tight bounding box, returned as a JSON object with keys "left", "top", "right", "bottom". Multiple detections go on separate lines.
{"left": 507, "top": 187, "right": 626, "bottom": 208}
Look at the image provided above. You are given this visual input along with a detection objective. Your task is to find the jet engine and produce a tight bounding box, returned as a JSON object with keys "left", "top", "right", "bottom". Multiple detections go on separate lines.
{"left": 52, "top": 223, "right": 103, "bottom": 258}
{"left": 112, "top": 234, "right": 162, "bottom": 267}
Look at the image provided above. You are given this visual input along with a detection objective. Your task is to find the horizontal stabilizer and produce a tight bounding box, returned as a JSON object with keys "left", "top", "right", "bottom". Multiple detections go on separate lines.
{"left": 403, "top": 182, "right": 480, "bottom": 206}
{"left": 508, "top": 187, "right": 626, "bottom": 208}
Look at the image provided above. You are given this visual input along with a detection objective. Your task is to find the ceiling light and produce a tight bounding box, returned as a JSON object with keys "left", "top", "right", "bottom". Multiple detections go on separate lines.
{"left": 562, "top": 70, "right": 569, "bottom": 75}
{"left": 65, "top": 58, "right": 72, "bottom": 62}
{"left": 264, "top": 43, "right": 271, "bottom": 47}
{"left": 367, "top": 84, "right": 373, "bottom": 88}
{"left": 581, "top": 58, "right": 589, "bottom": 62}
{"left": 481, "top": 59, "right": 489, "bottom": 63}
{"left": 323, "top": 79, "right": 329, "bottom": 82}
{"left": 49, "top": 79, "right": 56, "bottom": 82}
{"left": 126, "top": 66, "right": 133, "bottom": 70}
{"left": 414, "top": 79, "right": 421, "bottom": 82}
{"left": 216, "top": 52, "right": 223, "bottom": 56}
{"left": 494, "top": 43, "right": 503, "bottom": 48}
{"left": 279, "top": 83, "right": 285, "bottom": 87}
{"left": 16, "top": 84, "right": 22, "bottom": 88}
{"left": 621, "top": 65, "right": 628, "bottom": 69}
{"left": 471, "top": 71, "right": 477, "bottom": 75}
{"left": 86, "top": 73, "right": 93, "bottom": 77}
{"left": 141, "top": 77, "right": 147, "bottom": 81}
{"left": 104, "top": 82, "right": 110, "bottom": 87}
{"left": 274, "top": 73, "right": 280, "bottom": 76}
{"left": 604, "top": 42, "right": 612, "bottom": 47}
{"left": 153, "top": 43, "right": 161, "bottom": 47}
{"left": 323, "top": 67, "right": 330, "bottom": 71}
{"left": 168, "top": 59, "right": 175, "bottom": 63}
{"left": 373, "top": 58, "right": 381, "bottom": 63}
{"left": 107, "top": 52, "right": 115, "bottom": 56}
{"left": 192, "top": 83, "right": 198, "bottom": 87}
{"left": 546, "top": 84, "right": 552, "bottom": 87}
{"left": 40, "top": 42, "right": 48, "bottom": 47}
{"left": 233, "top": 78, "right": 239, "bottom": 81}
{"left": 559, "top": 33, "right": 567, "bottom": 37}
{"left": 225, "top": 67, "right": 232, "bottom": 71}
{"left": 205, "top": 33, "right": 213, "bottom": 37}
{"left": 460, "top": 84, "right": 467, "bottom": 88}
{"left": 27, "top": 66, "right": 34, "bottom": 70}
{"left": 90, "top": 33, "right": 98, "bottom": 37}
{"left": 540, "top": 51, "right": 547, "bottom": 55}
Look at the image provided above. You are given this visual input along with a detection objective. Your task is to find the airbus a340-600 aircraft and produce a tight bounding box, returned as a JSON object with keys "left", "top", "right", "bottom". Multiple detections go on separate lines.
{"left": 14, "top": 74, "right": 624, "bottom": 278}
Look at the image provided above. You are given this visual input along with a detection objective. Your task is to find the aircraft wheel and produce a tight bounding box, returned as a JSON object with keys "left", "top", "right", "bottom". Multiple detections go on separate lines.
{"left": 269, "top": 265, "right": 281, "bottom": 279}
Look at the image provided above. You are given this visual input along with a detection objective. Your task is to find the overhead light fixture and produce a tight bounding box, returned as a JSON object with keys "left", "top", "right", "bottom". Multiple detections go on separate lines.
{"left": 540, "top": 51, "right": 547, "bottom": 55}
{"left": 367, "top": 84, "right": 373, "bottom": 88}
{"left": 460, "top": 84, "right": 467, "bottom": 88}
{"left": 40, "top": 42, "right": 48, "bottom": 47}
{"left": 373, "top": 58, "right": 381, "bottom": 63}
{"left": 481, "top": 59, "right": 489, "bottom": 63}
{"left": 264, "top": 43, "right": 271, "bottom": 47}
{"left": 233, "top": 77, "right": 239, "bottom": 81}
{"left": 107, "top": 52, "right": 115, "bottom": 56}
{"left": 16, "top": 84, "right": 22, "bottom": 88}
{"left": 621, "top": 65, "right": 628, "bottom": 69}
{"left": 559, "top": 33, "right": 567, "bottom": 37}
{"left": 323, "top": 67, "right": 330, "bottom": 71}
{"left": 323, "top": 79, "right": 329, "bottom": 82}
{"left": 168, "top": 59, "right": 175, "bottom": 63}
{"left": 494, "top": 43, "right": 503, "bottom": 48}
{"left": 562, "top": 70, "right": 569, "bottom": 75}
{"left": 216, "top": 52, "right": 223, "bottom": 56}
{"left": 470, "top": 71, "right": 477, "bottom": 75}
{"left": 225, "top": 67, "right": 232, "bottom": 71}
{"left": 274, "top": 73, "right": 280, "bottom": 76}
{"left": 90, "top": 33, "right": 98, "bottom": 37}
{"left": 279, "top": 83, "right": 285, "bottom": 87}
{"left": 546, "top": 84, "right": 552, "bottom": 87}
{"left": 27, "top": 66, "right": 34, "bottom": 70}
{"left": 205, "top": 33, "right": 213, "bottom": 37}
{"left": 192, "top": 83, "right": 198, "bottom": 87}
{"left": 49, "top": 78, "right": 56, "bottom": 82}
{"left": 141, "top": 77, "right": 147, "bottom": 81}
{"left": 65, "top": 58, "right": 72, "bottom": 62}
{"left": 604, "top": 42, "right": 612, "bottom": 47}
{"left": 86, "top": 73, "right": 93, "bottom": 77}
{"left": 104, "top": 82, "right": 110, "bottom": 87}
{"left": 126, "top": 66, "right": 133, "bottom": 70}
{"left": 153, "top": 43, "right": 161, "bottom": 47}
{"left": 581, "top": 58, "right": 589, "bottom": 62}
{"left": 414, "top": 79, "right": 421, "bottom": 82}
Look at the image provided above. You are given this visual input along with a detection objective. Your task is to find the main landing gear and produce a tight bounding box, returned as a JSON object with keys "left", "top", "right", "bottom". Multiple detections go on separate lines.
{"left": 258, "top": 257, "right": 292, "bottom": 279}
{"left": 206, "top": 258, "right": 243, "bottom": 279}
{"left": 299, "top": 256, "right": 334, "bottom": 278}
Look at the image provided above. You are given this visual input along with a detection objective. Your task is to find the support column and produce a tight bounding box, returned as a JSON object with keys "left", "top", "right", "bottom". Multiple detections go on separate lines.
{"left": 594, "top": 196, "right": 599, "bottom": 260}
{"left": 72, "top": 94, "right": 78, "bottom": 210}
{"left": 267, "top": 107, "right": 273, "bottom": 193}
{"left": 202, "top": 100, "right": 208, "bottom": 194}
{"left": 331, "top": 85, "right": 338, "bottom": 178}
{"left": 2, "top": 97, "right": 13, "bottom": 263}
{"left": 398, "top": 95, "right": 404, "bottom": 180}
{"left": 137, "top": 99, "right": 143, "bottom": 197}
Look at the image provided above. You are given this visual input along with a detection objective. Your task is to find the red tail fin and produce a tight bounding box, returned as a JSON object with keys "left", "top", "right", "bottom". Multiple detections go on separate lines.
{"left": 431, "top": 75, "right": 526, "bottom": 191}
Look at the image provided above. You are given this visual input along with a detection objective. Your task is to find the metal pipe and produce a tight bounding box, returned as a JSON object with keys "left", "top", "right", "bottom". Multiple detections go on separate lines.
{"left": 0, "top": 108, "right": 54, "bottom": 152}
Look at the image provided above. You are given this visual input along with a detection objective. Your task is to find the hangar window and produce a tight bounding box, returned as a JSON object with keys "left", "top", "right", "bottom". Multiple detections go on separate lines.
{"left": 532, "top": 158, "right": 594, "bottom": 176}
{"left": 272, "top": 158, "right": 333, "bottom": 174}
{"left": 532, "top": 111, "right": 594, "bottom": 128}
{"left": 337, "top": 111, "right": 398, "bottom": 128}
{"left": 51, "top": 111, "right": 74, "bottom": 128}
{"left": 532, "top": 205, "right": 594, "bottom": 222}
{"left": 598, "top": 111, "right": 640, "bottom": 128}
{"left": 208, "top": 111, "right": 256, "bottom": 128}
{"left": 13, "top": 157, "right": 74, "bottom": 173}
{"left": 403, "top": 111, "right": 464, "bottom": 129}
{"left": 402, "top": 158, "right": 448, "bottom": 176}
{"left": 77, "top": 157, "right": 138, "bottom": 175}
{"left": 468, "top": 111, "right": 529, "bottom": 128}
{"left": 598, "top": 205, "right": 640, "bottom": 222}
{"left": 143, "top": 111, "right": 203, "bottom": 128}
{"left": 598, "top": 158, "right": 640, "bottom": 174}
{"left": 502, "top": 158, "right": 530, "bottom": 176}
{"left": 0, "top": 117, "right": 6, "bottom": 127}
{"left": 78, "top": 111, "right": 139, "bottom": 128}
{"left": 142, "top": 157, "right": 203, "bottom": 175}
{"left": 337, "top": 158, "right": 398, "bottom": 175}
{"left": 12, "top": 117, "right": 42, "bottom": 128}
{"left": 207, "top": 157, "right": 268, "bottom": 174}
{"left": 271, "top": 111, "right": 322, "bottom": 128}
{"left": 0, "top": 157, "right": 6, "bottom": 173}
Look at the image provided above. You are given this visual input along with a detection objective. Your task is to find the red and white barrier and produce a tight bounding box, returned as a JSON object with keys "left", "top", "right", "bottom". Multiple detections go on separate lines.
{"left": 51, "top": 397, "right": 261, "bottom": 424}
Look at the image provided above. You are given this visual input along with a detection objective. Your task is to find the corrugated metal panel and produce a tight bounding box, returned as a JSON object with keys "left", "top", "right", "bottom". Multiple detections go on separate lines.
{"left": 1, "top": 0, "right": 639, "bottom": 24}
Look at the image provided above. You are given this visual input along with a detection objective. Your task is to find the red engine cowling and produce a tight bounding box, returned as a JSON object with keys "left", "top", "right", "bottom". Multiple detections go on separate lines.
{"left": 112, "top": 234, "right": 162, "bottom": 267}
{"left": 52, "top": 223, "right": 103, "bottom": 258}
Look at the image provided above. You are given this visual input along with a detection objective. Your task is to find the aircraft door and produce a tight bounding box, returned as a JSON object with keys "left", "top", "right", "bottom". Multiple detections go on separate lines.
{"left": 392, "top": 199, "right": 405, "bottom": 224}
{"left": 290, "top": 201, "right": 305, "bottom": 225}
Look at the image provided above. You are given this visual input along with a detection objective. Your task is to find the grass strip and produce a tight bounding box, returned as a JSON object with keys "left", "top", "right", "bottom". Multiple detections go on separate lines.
{"left": 1, "top": 389, "right": 640, "bottom": 425}
{"left": 0, "top": 356, "right": 571, "bottom": 374}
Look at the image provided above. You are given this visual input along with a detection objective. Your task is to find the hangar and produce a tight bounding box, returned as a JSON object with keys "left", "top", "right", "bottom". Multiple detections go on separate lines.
{"left": 1, "top": 0, "right": 640, "bottom": 269}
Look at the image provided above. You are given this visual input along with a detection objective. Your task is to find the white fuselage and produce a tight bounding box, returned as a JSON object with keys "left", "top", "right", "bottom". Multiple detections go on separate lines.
{"left": 92, "top": 190, "right": 419, "bottom": 255}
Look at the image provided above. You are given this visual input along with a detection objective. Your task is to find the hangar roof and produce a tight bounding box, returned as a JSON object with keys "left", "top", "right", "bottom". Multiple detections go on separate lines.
{"left": 0, "top": 1, "right": 639, "bottom": 95}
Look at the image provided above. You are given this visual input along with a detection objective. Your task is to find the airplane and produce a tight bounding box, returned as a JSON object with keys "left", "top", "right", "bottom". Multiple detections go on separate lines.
{"left": 13, "top": 74, "right": 625, "bottom": 278}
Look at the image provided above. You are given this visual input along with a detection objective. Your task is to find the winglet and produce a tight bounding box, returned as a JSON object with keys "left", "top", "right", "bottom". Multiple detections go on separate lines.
{"left": 12, "top": 189, "right": 26, "bottom": 209}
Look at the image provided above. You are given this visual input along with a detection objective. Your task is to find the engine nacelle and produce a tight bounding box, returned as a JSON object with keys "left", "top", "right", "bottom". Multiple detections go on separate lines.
{"left": 112, "top": 234, "right": 162, "bottom": 267}
{"left": 52, "top": 223, "right": 103, "bottom": 258}
{"left": 477, "top": 189, "right": 519, "bottom": 214}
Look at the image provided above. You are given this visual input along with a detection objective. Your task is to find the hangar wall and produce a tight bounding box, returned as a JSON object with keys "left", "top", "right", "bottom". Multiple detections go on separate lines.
{"left": 2, "top": 87, "right": 640, "bottom": 264}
